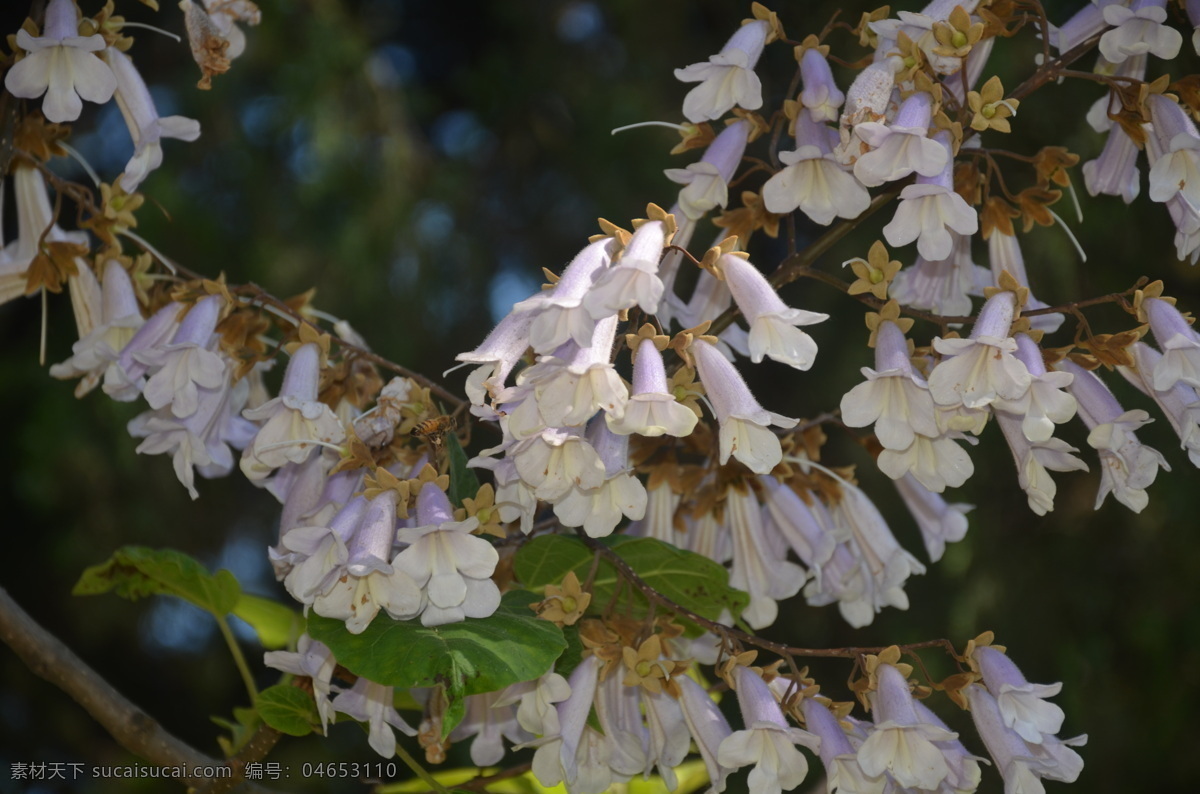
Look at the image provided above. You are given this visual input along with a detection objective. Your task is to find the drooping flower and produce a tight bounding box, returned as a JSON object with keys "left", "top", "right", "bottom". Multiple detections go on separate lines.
{"left": 972, "top": 645, "right": 1066, "bottom": 744}
{"left": 394, "top": 482, "right": 500, "bottom": 626}
{"left": 882, "top": 131, "right": 979, "bottom": 261}
{"left": 674, "top": 20, "right": 769, "bottom": 122}
{"left": 763, "top": 110, "right": 870, "bottom": 225}
{"left": 720, "top": 252, "right": 828, "bottom": 370}
{"left": 263, "top": 634, "right": 337, "bottom": 733}
{"left": 665, "top": 120, "right": 750, "bottom": 221}
{"left": 332, "top": 677, "right": 417, "bottom": 758}
{"left": 607, "top": 337, "right": 698, "bottom": 438}
{"left": 104, "top": 47, "right": 202, "bottom": 192}
{"left": 552, "top": 420, "right": 647, "bottom": 538}
{"left": 1099, "top": 0, "right": 1182, "bottom": 64}
{"left": 853, "top": 92, "right": 948, "bottom": 187}
{"left": 1057, "top": 357, "right": 1169, "bottom": 512}
{"left": 510, "top": 237, "right": 616, "bottom": 353}
{"left": 240, "top": 343, "right": 346, "bottom": 482}
{"left": 929, "top": 290, "right": 1031, "bottom": 409}
{"left": 857, "top": 659, "right": 956, "bottom": 790}
{"left": 136, "top": 294, "right": 227, "bottom": 419}
{"left": 691, "top": 337, "right": 797, "bottom": 473}
{"left": 717, "top": 665, "right": 820, "bottom": 794}
{"left": 3, "top": 0, "right": 117, "bottom": 123}
{"left": 583, "top": 220, "right": 668, "bottom": 317}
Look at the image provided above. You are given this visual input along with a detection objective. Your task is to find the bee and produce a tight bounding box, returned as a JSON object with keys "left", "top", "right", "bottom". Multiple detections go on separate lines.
{"left": 410, "top": 415, "right": 456, "bottom": 451}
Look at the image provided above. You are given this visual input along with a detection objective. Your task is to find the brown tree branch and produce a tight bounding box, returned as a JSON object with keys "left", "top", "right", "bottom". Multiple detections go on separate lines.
{"left": 0, "top": 587, "right": 275, "bottom": 793}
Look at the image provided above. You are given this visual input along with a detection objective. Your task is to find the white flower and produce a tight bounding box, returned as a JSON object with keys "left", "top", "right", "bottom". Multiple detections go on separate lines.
{"left": 332, "top": 677, "right": 416, "bottom": 758}
{"left": 858, "top": 663, "right": 956, "bottom": 790}
{"left": 997, "top": 411, "right": 1089, "bottom": 516}
{"left": 677, "top": 675, "right": 734, "bottom": 793}
{"left": 312, "top": 494, "right": 423, "bottom": 633}
{"left": 553, "top": 421, "right": 646, "bottom": 538}
{"left": 3, "top": 0, "right": 117, "bottom": 123}
{"left": 674, "top": 20, "right": 768, "bottom": 122}
{"left": 973, "top": 645, "right": 1066, "bottom": 745}
{"left": 1087, "top": 409, "right": 1170, "bottom": 512}
{"left": 1099, "top": 2, "right": 1182, "bottom": 64}
{"left": 103, "top": 48, "right": 201, "bottom": 192}
{"left": 692, "top": 338, "right": 797, "bottom": 473}
{"left": 853, "top": 92, "right": 948, "bottom": 188}
{"left": 240, "top": 343, "right": 346, "bottom": 482}
{"left": 49, "top": 260, "right": 145, "bottom": 397}
{"left": 720, "top": 253, "right": 827, "bottom": 370}
{"left": 136, "top": 295, "right": 227, "bottom": 419}
{"left": 607, "top": 339, "right": 698, "bottom": 438}
{"left": 884, "top": 183, "right": 980, "bottom": 261}
{"left": 395, "top": 483, "right": 500, "bottom": 626}
{"left": 894, "top": 473, "right": 972, "bottom": 562}
{"left": 583, "top": 221, "right": 667, "bottom": 317}
{"left": 929, "top": 292, "right": 1031, "bottom": 409}
{"left": 717, "top": 666, "right": 820, "bottom": 794}
{"left": 263, "top": 635, "right": 337, "bottom": 733}
{"left": 967, "top": 684, "right": 1086, "bottom": 792}
{"left": 764, "top": 108, "right": 869, "bottom": 225}
{"left": 725, "top": 486, "right": 805, "bottom": 629}
{"left": 892, "top": 230, "right": 990, "bottom": 319}
{"left": 510, "top": 237, "right": 615, "bottom": 353}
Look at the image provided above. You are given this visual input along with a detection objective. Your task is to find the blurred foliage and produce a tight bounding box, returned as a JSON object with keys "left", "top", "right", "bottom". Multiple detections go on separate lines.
{"left": 1, "top": 0, "right": 1199, "bottom": 791}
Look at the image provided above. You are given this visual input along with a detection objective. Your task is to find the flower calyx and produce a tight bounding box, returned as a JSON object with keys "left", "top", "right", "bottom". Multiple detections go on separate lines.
{"left": 845, "top": 240, "right": 902, "bottom": 300}
{"left": 865, "top": 299, "right": 914, "bottom": 347}
{"left": 968, "top": 75, "right": 1018, "bottom": 133}
{"left": 533, "top": 570, "right": 591, "bottom": 627}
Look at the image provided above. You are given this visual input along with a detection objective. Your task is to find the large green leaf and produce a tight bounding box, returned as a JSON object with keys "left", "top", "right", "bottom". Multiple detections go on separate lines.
{"left": 307, "top": 591, "right": 566, "bottom": 735}
{"left": 231, "top": 594, "right": 305, "bottom": 650}
{"left": 256, "top": 684, "right": 319, "bottom": 737}
{"left": 73, "top": 546, "right": 240, "bottom": 616}
{"left": 512, "top": 535, "right": 748, "bottom": 632}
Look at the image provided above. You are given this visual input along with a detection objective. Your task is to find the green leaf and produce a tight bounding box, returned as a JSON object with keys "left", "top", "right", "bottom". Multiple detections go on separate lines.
{"left": 445, "top": 432, "right": 480, "bottom": 508}
{"left": 256, "top": 684, "right": 318, "bottom": 737}
{"left": 73, "top": 546, "right": 240, "bottom": 616}
{"left": 307, "top": 591, "right": 565, "bottom": 735}
{"left": 512, "top": 535, "right": 748, "bottom": 633}
{"left": 231, "top": 594, "right": 304, "bottom": 650}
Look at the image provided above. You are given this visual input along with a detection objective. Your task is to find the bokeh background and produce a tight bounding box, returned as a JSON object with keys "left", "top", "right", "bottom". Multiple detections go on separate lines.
{"left": 1, "top": 0, "right": 1199, "bottom": 791}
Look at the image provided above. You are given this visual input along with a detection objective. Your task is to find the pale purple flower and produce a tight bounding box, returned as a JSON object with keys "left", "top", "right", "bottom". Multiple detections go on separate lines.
{"left": 674, "top": 21, "right": 769, "bottom": 122}
{"left": 883, "top": 132, "right": 979, "bottom": 261}
{"left": 240, "top": 343, "right": 346, "bottom": 482}
{"left": 332, "top": 677, "right": 417, "bottom": 758}
{"left": 583, "top": 220, "right": 667, "bottom": 317}
{"left": 665, "top": 120, "right": 750, "bottom": 221}
{"left": 263, "top": 634, "right": 337, "bottom": 732}
{"left": 1099, "top": 0, "right": 1182, "bottom": 64}
{"left": 721, "top": 253, "right": 828, "bottom": 370}
{"left": 3, "top": 0, "right": 117, "bottom": 123}
{"left": 853, "top": 92, "right": 948, "bottom": 187}
{"left": 691, "top": 338, "right": 797, "bottom": 473}
{"left": 104, "top": 47, "right": 201, "bottom": 192}
{"left": 395, "top": 483, "right": 500, "bottom": 626}
{"left": 858, "top": 663, "right": 956, "bottom": 789}
{"left": 764, "top": 111, "right": 870, "bottom": 225}
{"left": 717, "top": 666, "right": 820, "bottom": 794}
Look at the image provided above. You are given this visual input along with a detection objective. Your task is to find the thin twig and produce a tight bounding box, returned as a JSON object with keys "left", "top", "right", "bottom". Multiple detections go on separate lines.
{"left": 0, "top": 587, "right": 275, "bottom": 793}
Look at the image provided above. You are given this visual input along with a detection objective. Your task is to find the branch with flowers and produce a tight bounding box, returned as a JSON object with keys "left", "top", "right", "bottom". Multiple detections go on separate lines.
{"left": 3, "top": 0, "right": 1200, "bottom": 792}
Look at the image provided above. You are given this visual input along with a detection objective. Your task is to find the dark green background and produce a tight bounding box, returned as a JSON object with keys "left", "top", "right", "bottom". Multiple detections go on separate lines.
{"left": 2, "top": 0, "right": 1198, "bottom": 791}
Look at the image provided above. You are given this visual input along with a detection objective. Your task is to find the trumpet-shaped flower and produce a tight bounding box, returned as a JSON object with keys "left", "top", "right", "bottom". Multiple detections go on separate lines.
{"left": 853, "top": 92, "right": 948, "bottom": 187}
{"left": 136, "top": 295, "right": 227, "bottom": 419}
{"left": 665, "top": 120, "right": 750, "bottom": 221}
{"left": 312, "top": 493, "right": 423, "bottom": 633}
{"left": 583, "top": 221, "right": 667, "bottom": 317}
{"left": 1142, "top": 295, "right": 1200, "bottom": 391}
{"left": 3, "top": 0, "right": 117, "bottom": 123}
{"left": 972, "top": 645, "right": 1066, "bottom": 744}
{"left": 691, "top": 338, "right": 797, "bottom": 473}
{"left": 674, "top": 20, "right": 769, "bottom": 122}
{"left": 395, "top": 483, "right": 500, "bottom": 626}
{"left": 1099, "top": 0, "right": 1182, "bottom": 64}
{"left": 240, "top": 343, "right": 346, "bottom": 482}
{"left": 858, "top": 663, "right": 956, "bottom": 790}
{"left": 717, "top": 666, "right": 820, "bottom": 794}
{"left": 721, "top": 253, "right": 827, "bottom": 370}
{"left": 552, "top": 421, "right": 646, "bottom": 537}
{"left": 607, "top": 338, "right": 698, "bottom": 437}
{"left": 1058, "top": 358, "right": 1169, "bottom": 512}
{"left": 332, "top": 677, "right": 417, "bottom": 758}
{"left": 882, "top": 133, "right": 979, "bottom": 261}
{"left": 929, "top": 291, "right": 1031, "bottom": 409}
{"left": 763, "top": 111, "right": 870, "bottom": 225}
